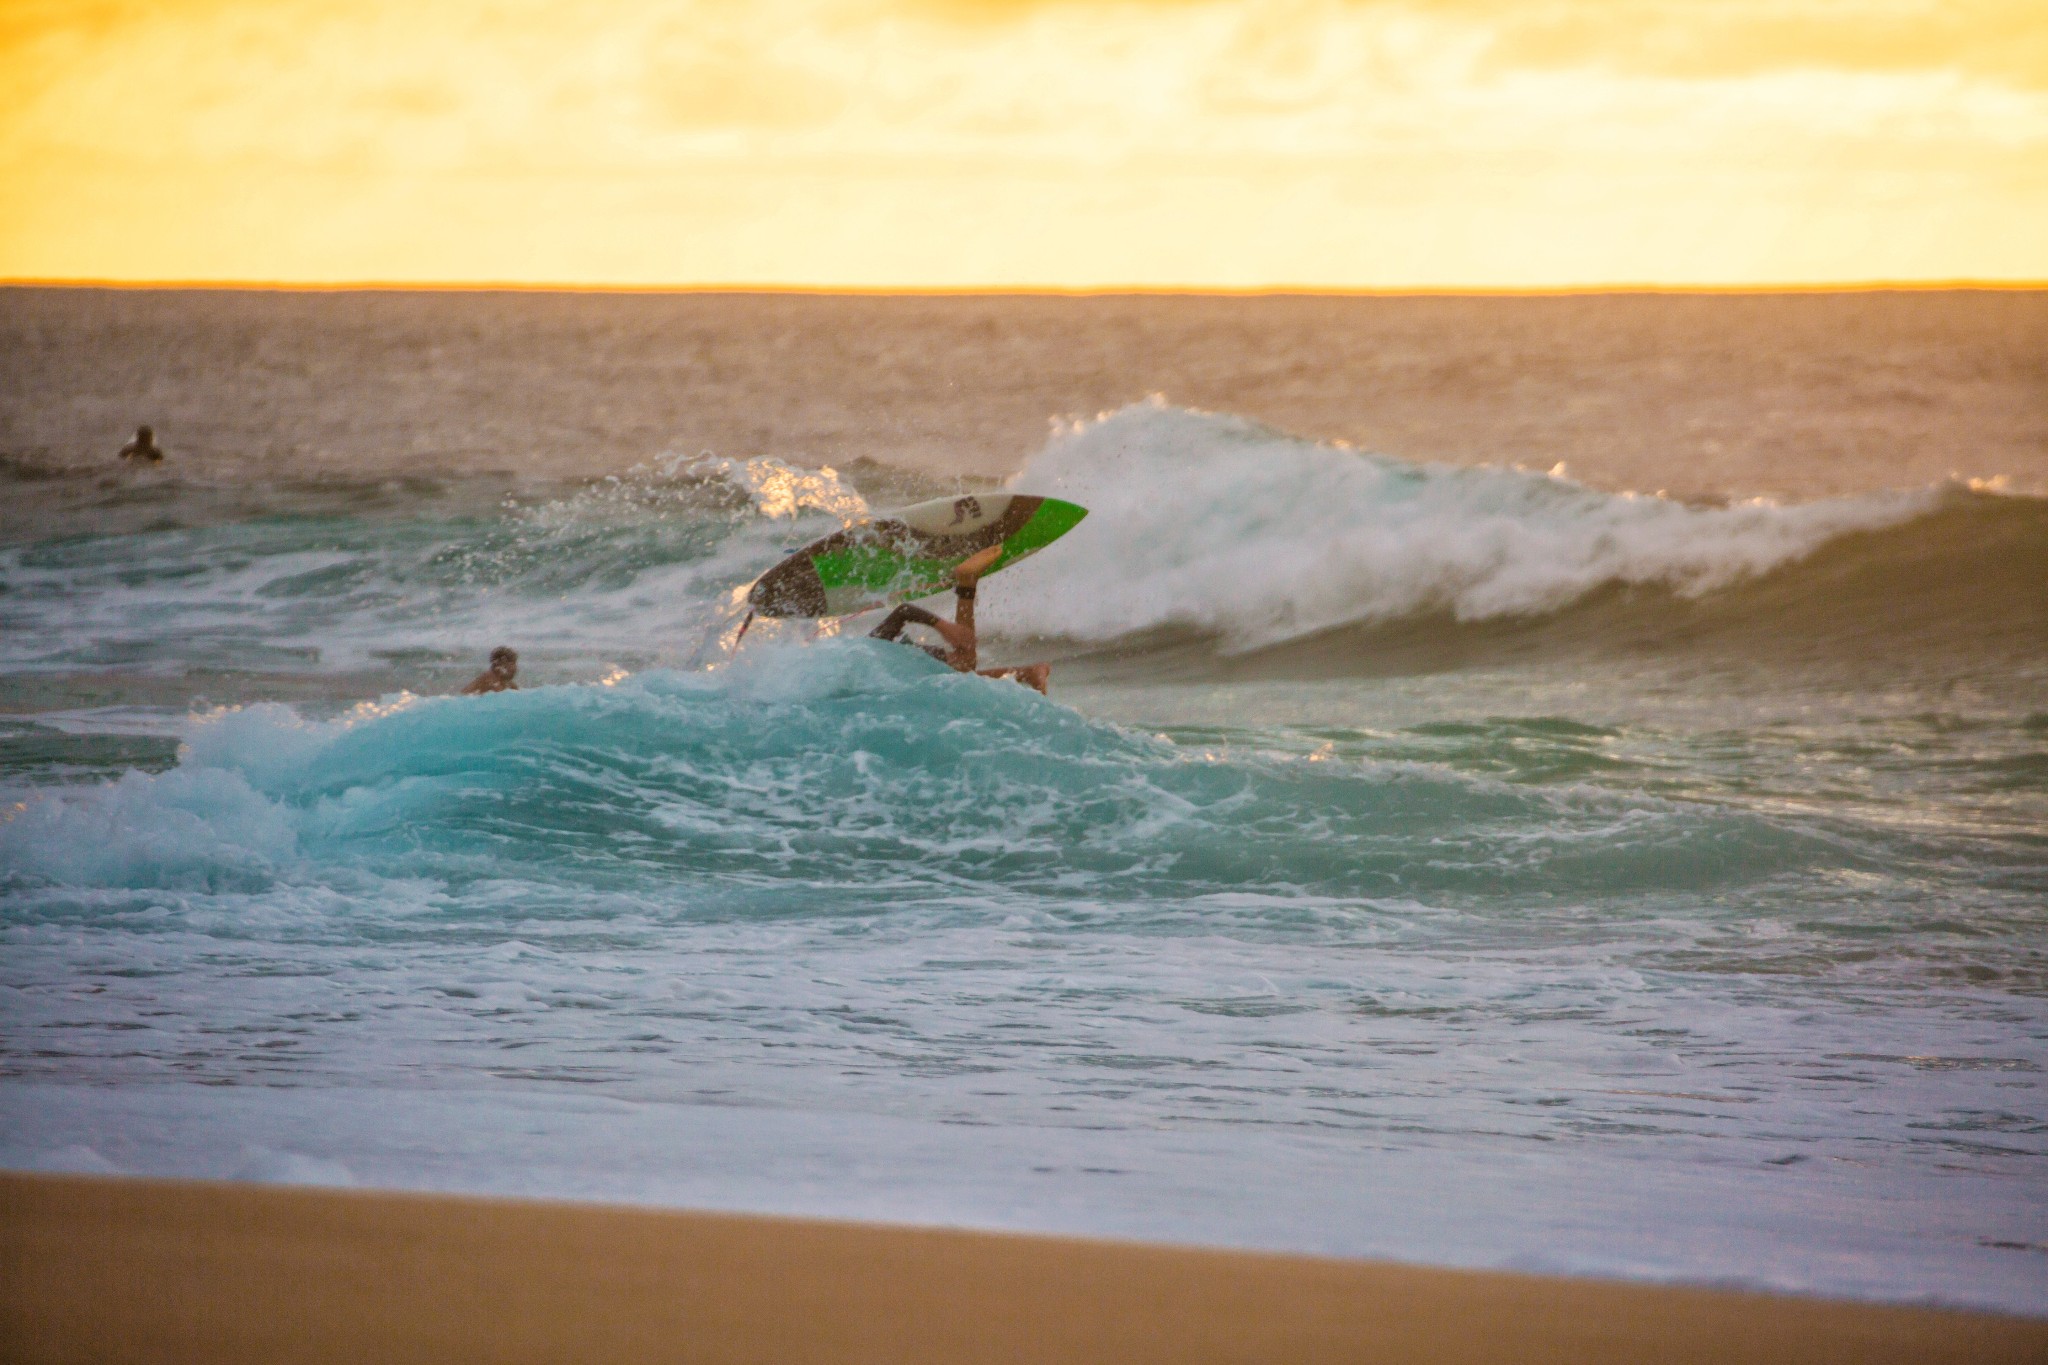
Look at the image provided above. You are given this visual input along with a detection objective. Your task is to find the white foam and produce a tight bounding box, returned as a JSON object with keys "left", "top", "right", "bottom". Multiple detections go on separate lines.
{"left": 232, "top": 1147, "right": 356, "bottom": 1187}
{"left": 662, "top": 451, "right": 869, "bottom": 523}
{"left": 20, "top": 1144, "right": 122, "bottom": 1175}
{"left": 0, "top": 765, "right": 295, "bottom": 890}
{"left": 993, "top": 402, "right": 1937, "bottom": 649}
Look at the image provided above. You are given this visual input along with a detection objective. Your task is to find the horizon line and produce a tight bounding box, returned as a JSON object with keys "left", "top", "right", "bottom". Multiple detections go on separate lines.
{"left": 5, "top": 277, "right": 2045, "bottom": 297}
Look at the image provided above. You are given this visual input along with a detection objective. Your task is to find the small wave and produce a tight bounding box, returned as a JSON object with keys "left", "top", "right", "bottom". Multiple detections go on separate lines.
{"left": 0, "top": 450, "right": 517, "bottom": 540}
{"left": 0, "top": 645, "right": 1849, "bottom": 911}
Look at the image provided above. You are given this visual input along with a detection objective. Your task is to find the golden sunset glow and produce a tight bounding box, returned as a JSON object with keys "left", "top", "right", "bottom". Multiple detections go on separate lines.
{"left": 4, "top": 0, "right": 2045, "bottom": 286}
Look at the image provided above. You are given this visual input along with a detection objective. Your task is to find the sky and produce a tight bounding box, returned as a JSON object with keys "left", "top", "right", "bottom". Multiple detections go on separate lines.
{"left": 3, "top": 0, "right": 2045, "bottom": 287}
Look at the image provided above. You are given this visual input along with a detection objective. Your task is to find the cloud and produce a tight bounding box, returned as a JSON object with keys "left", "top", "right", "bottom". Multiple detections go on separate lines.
{"left": 644, "top": 57, "right": 848, "bottom": 132}
{"left": 916, "top": 0, "right": 2048, "bottom": 86}
{"left": 1, "top": 0, "right": 2043, "bottom": 283}
{"left": 1457, "top": 0, "right": 2048, "bottom": 89}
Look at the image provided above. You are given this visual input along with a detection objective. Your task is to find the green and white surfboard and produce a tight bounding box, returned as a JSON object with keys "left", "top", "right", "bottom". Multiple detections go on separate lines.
{"left": 747, "top": 493, "right": 1088, "bottom": 618}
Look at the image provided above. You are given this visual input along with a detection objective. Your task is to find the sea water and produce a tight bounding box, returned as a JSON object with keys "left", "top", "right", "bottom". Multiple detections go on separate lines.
{"left": 2, "top": 294, "right": 2044, "bottom": 1313}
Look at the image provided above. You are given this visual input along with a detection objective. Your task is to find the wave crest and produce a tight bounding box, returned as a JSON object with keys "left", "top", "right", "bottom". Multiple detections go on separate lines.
{"left": 995, "top": 402, "right": 1951, "bottom": 652}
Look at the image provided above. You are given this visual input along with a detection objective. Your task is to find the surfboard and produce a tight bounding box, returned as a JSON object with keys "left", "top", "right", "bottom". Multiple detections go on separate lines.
{"left": 747, "top": 493, "right": 1087, "bottom": 618}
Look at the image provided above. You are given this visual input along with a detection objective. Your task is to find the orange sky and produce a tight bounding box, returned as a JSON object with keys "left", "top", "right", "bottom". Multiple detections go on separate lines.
{"left": 4, "top": 0, "right": 2044, "bottom": 287}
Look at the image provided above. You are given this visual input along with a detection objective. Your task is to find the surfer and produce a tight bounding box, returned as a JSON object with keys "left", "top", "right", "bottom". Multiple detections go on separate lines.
{"left": 869, "top": 547, "right": 1051, "bottom": 693}
{"left": 118, "top": 425, "right": 164, "bottom": 462}
{"left": 460, "top": 646, "right": 519, "bottom": 695}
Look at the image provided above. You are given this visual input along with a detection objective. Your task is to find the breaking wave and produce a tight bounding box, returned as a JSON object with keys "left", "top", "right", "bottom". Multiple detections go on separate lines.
{"left": 991, "top": 403, "right": 2043, "bottom": 672}
{"left": 2, "top": 402, "right": 2038, "bottom": 685}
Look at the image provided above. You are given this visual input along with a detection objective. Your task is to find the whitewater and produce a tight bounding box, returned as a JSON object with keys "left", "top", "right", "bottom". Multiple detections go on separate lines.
{"left": 3, "top": 400, "right": 2045, "bottom": 1313}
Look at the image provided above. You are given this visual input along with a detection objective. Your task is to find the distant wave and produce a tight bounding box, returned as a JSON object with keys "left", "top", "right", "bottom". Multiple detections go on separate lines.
{"left": 991, "top": 403, "right": 2045, "bottom": 674}
{"left": 0, "top": 446, "right": 866, "bottom": 539}
{"left": 0, "top": 450, "right": 876, "bottom": 675}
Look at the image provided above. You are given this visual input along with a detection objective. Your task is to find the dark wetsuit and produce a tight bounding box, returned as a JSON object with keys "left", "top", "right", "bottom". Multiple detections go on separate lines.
{"left": 119, "top": 430, "right": 165, "bottom": 462}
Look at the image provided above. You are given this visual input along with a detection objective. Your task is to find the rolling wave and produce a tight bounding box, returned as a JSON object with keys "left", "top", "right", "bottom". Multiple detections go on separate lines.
{"left": 990, "top": 403, "right": 2044, "bottom": 675}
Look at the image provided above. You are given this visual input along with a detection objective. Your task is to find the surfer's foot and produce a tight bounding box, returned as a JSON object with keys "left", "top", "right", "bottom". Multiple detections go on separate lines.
{"left": 981, "top": 664, "right": 1050, "bottom": 694}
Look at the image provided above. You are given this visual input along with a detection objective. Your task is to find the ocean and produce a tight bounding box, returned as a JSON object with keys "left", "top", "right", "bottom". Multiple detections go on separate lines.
{"left": 2, "top": 287, "right": 2044, "bottom": 1312}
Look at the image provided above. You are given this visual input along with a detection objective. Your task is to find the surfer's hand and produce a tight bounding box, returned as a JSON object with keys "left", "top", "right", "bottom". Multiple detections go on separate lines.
{"left": 953, "top": 546, "right": 1002, "bottom": 587}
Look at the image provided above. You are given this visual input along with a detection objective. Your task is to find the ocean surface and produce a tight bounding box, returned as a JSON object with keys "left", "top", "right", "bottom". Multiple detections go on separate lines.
{"left": 2, "top": 289, "right": 2045, "bottom": 1312}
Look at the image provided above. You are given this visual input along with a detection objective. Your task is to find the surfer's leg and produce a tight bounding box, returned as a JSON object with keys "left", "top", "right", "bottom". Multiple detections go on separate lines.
{"left": 870, "top": 604, "right": 938, "bottom": 642}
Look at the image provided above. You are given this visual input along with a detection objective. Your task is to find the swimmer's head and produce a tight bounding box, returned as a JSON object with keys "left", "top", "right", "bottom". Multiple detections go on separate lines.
{"left": 136, "top": 425, "right": 153, "bottom": 442}
{"left": 489, "top": 646, "right": 518, "bottom": 675}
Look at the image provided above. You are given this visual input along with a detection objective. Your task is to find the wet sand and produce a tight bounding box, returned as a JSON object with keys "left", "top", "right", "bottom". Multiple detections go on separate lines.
{"left": 3, "top": 1173, "right": 2043, "bottom": 1364}
{"left": 3, "top": 287, "right": 2043, "bottom": 499}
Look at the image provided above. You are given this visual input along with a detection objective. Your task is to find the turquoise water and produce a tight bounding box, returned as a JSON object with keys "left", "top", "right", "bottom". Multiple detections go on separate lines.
{"left": 3, "top": 404, "right": 2044, "bottom": 1309}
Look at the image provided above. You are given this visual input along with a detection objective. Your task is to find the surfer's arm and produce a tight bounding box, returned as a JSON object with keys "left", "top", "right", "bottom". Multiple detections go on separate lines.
{"left": 940, "top": 592, "right": 976, "bottom": 671}
{"left": 941, "top": 546, "right": 1001, "bottom": 673}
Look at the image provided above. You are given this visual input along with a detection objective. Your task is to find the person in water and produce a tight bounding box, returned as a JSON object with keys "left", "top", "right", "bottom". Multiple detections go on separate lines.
{"left": 460, "top": 646, "right": 519, "bottom": 694}
{"left": 869, "top": 546, "right": 1051, "bottom": 693}
{"left": 118, "top": 425, "right": 164, "bottom": 462}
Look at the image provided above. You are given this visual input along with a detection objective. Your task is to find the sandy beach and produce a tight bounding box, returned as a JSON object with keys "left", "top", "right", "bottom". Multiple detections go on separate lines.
{"left": 3, "top": 1172, "right": 2044, "bottom": 1364}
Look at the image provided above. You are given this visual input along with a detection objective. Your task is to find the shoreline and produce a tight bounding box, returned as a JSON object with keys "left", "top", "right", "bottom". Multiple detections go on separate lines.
{"left": 4, "top": 1173, "right": 2043, "bottom": 1363}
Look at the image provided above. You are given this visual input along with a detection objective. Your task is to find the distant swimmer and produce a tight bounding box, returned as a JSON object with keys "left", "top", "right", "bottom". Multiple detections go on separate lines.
{"left": 869, "top": 546, "right": 1052, "bottom": 694}
{"left": 460, "top": 646, "right": 519, "bottom": 695}
{"left": 118, "top": 425, "right": 164, "bottom": 462}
